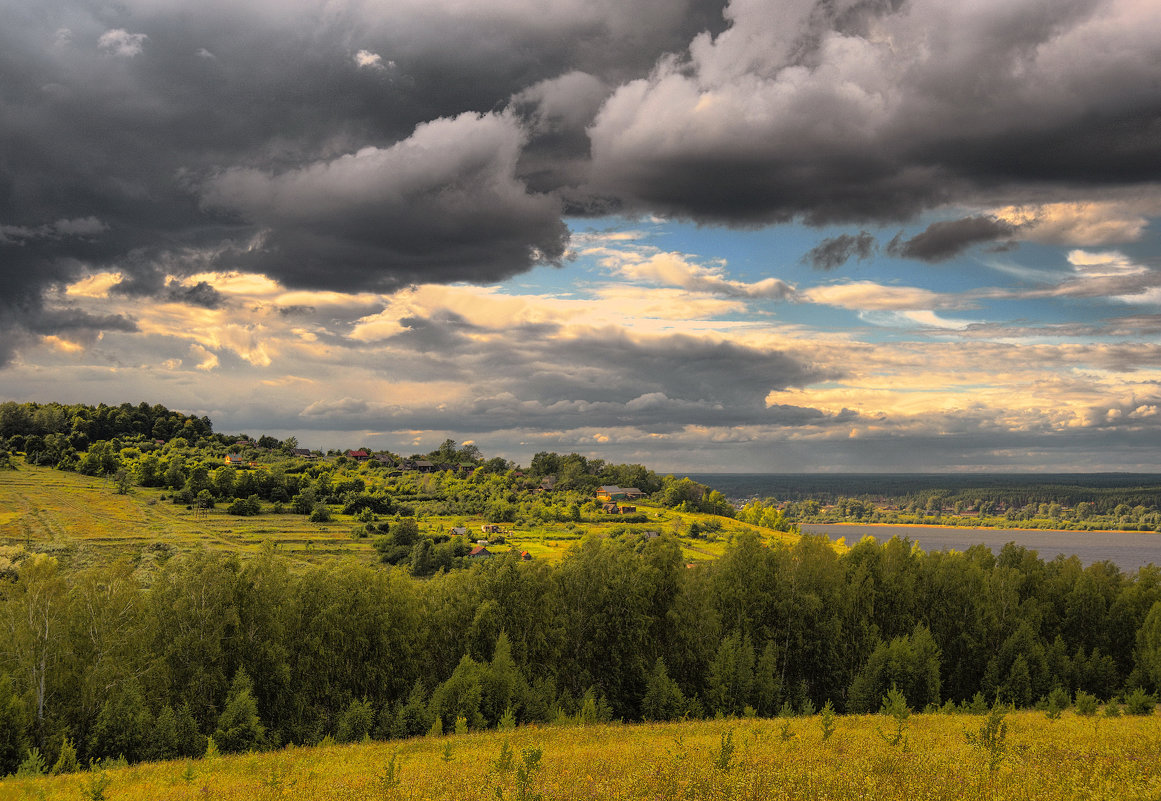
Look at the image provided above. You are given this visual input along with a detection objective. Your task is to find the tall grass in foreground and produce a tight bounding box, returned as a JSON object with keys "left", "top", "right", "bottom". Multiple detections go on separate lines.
{"left": 2, "top": 711, "right": 1159, "bottom": 801}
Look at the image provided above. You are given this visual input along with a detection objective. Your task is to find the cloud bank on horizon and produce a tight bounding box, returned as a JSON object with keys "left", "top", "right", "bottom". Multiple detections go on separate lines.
{"left": 2, "top": 0, "right": 1161, "bottom": 471}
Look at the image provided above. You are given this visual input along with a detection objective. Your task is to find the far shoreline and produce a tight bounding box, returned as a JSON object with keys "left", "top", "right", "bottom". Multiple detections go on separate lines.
{"left": 800, "top": 520, "right": 1152, "bottom": 536}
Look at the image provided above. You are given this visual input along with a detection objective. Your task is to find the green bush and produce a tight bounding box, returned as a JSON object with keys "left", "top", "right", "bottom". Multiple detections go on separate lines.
{"left": 1123, "top": 687, "right": 1156, "bottom": 716}
{"left": 1074, "top": 690, "right": 1099, "bottom": 716}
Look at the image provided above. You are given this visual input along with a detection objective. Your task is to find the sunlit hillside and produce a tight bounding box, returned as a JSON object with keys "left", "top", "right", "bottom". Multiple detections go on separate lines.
{"left": 0, "top": 462, "right": 795, "bottom": 570}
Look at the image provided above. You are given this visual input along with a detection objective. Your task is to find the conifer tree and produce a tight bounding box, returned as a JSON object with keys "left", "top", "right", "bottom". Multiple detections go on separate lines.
{"left": 150, "top": 706, "right": 181, "bottom": 761}
{"left": 397, "top": 681, "right": 432, "bottom": 738}
{"left": 213, "top": 669, "right": 266, "bottom": 753}
{"left": 174, "top": 702, "right": 205, "bottom": 758}
{"left": 87, "top": 678, "right": 152, "bottom": 762}
{"left": 707, "top": 632, "right": 755, "bottom": 715}
{"left": 641, "top": 658, "right": 686, "bottom": 721}
{"left": 49, "top": 735, "right": 78, "bottom": 774}
{"left": 335, "top": 698, "right": 374, "bottom": 743}
{"left": 482, "top": 632, "right": 527, "bottom": 726}
{"left": 752, "top": 642, "right": 781, "bottom": 716}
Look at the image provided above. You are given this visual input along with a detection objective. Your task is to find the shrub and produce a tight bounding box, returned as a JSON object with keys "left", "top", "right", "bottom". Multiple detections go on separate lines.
{"left": 50, "top": 735, "right": 79, "bottom": 774}
{"left": 1046, "top": 686, "right": 1070, "bottom": 720}
{"left": 1123, "top": 687, "right": 1156, "bottom": 715}
{"left": 878, "top": 686, "right": 910, "bottom": 748}
{"left": 965, "top": 704, "right": 1009, "bottom": 773}
{"left": 962, "top": 692, "right": 989, "bottom": 714}
{"left": 227, "top": 495, "right": 261, "bottom": 516}
{"left": 1074, "top": 690, "right": 1099, "bottom": 716}
{"left": 820, "top": 700, "right": 837, "bottom": 741}
{"left": 712, "top": 730, "right": 735, "bottom": 772}
{"left": 16, "top": 747, "right": 46, "bottom": 777}
{"left": 335, "top": 698, "right": 374, "bottom": 743}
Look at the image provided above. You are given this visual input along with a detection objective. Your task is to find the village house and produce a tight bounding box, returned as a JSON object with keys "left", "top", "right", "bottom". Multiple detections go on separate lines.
{"left": 596, "top": 485, "right": 646, "bottom": 502}
{"left": 468, "top": 545, "right": 493, "bottom": 559}
{"left": 346, "top": 449, "right": 370, "bottom": 462}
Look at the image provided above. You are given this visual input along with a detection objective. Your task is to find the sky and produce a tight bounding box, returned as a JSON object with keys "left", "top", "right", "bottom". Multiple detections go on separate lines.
{"left": 2, "top": 0, "right": 1161, "bottom": 472}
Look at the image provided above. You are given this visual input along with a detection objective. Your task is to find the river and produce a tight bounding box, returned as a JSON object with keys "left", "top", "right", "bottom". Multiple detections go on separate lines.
{"left": 800, "top": 523, "right": 1161, "bottom": 572}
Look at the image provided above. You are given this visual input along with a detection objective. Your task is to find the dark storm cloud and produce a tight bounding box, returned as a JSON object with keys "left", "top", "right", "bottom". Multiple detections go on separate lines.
{"left": 803, "top": 232, "right": 876, "bottom": 270}
{"left": 25, "top": 309, "right": 138, "bottom": 336}
{"left": 165, "top": 281, "right": 224, "bottom": 309}
{"left": 200, "top": 111, "right": 570, "bottom": 292}
{"left": 0, "top": 303, "right": 139, "bottom": 364}
{"left": 0, "top": 0, "right": 727, "bottom": 363}
{"left": 106, "top": 264, "right": 224, "bottom": 308}
{"left": 5, "top": 0, "right": 1161, "bottom": 372}
{"left": 586, "top": 0, "right": 1161, "bottom": 224}
{"left": 335, "top": 323, "right": 841, "bottom": 432}
{"left": 510, "top": 71, "right": 611, "bottom": 201}
{"left": 886, "top": 217, "right": 1016, "bottom": 262}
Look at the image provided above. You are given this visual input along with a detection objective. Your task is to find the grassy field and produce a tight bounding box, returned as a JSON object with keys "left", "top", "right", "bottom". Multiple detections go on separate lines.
{"left": 0, "top": 464, "right": 795, "bottom": 569}
{"left": 2, "top": 711, "right": 1158, "bottom": 800}
{"left": 0, "top": 465, "right": 380, "bottom": 569}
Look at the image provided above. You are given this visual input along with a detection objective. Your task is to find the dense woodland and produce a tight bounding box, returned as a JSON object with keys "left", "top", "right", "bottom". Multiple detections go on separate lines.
{"left": 1, "top": 401, "right": 1161, "bottom": 776}
{"left": 3, "top": 531, "right": 1161, "bottom": 776}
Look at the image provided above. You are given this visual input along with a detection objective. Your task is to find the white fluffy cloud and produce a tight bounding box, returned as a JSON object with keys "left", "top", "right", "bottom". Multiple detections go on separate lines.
{"left": 97, "top": 29, "right": 148, "bottom": 57}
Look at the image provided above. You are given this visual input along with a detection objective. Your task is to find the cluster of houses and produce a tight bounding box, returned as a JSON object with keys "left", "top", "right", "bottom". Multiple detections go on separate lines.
{"left": 596, "top": 485, "right": 645, "bottom": 514}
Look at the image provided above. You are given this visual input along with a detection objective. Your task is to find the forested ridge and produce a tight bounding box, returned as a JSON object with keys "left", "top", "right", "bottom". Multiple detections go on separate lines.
{"left": 1, "top": 400, "right": 1161, "bottom": 777}
{"left": 700, "top": 473, "right": 1161, "bottom": 532}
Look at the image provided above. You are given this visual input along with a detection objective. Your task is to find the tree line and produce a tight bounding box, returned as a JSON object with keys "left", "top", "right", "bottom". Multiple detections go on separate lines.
{"left": 3, "top": 532, "right": 1161, "bottom": 774}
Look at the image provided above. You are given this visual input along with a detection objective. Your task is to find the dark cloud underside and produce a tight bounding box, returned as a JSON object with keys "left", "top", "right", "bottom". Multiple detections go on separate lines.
{"left": 803, "top": 231, "right": 877, "bottom": 270}
{"left": 887, "top": 216, "right": 1016, "bottom": 262}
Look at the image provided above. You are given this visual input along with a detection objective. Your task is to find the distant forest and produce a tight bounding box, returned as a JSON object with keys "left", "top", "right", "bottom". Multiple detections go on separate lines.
{"left": 691, "top": 473, "right": 1161, "bottom": 508}
{"left": 693, "top": 473, "right": 1161, "bottom": 532}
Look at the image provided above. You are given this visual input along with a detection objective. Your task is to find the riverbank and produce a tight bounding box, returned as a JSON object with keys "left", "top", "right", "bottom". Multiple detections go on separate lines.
{"left": 801, "top": 520, "right": 1137, "bottom": 536}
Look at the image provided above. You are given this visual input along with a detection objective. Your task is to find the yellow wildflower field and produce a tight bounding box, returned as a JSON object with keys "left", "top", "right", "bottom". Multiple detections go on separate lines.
{"left": 3, "top": 712, "right": 1158, "bottom": 801}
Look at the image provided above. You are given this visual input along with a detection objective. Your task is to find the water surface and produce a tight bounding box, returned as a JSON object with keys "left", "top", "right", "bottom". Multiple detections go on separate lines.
{"left": 800, "top": 523, "right": 1161, "bottom": 572}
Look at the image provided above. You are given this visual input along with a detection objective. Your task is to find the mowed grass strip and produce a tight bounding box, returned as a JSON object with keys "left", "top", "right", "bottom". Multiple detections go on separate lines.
{"left": 2, "top": 712, "right": 1159, "bottom": 801}
{"left": 0, "top": 465, "right": 379, "bottom": 565}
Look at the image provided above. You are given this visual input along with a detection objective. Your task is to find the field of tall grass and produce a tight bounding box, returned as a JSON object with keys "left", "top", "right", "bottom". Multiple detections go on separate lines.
{"left": 3, "top": 711, "right": 1158, "bottom": 801}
